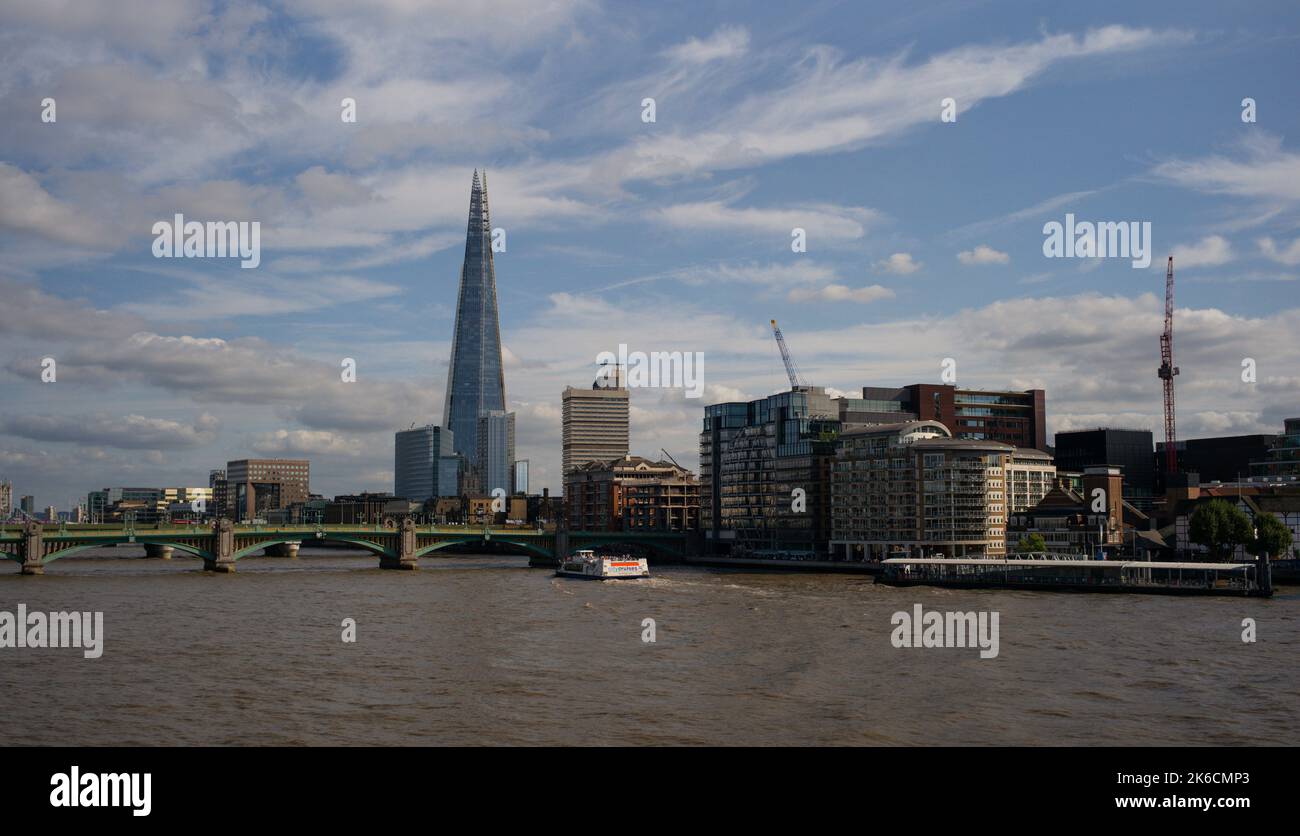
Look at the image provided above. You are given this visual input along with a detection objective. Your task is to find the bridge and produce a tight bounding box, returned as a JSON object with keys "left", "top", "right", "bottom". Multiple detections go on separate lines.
{"left": 0, "top": 519, "right": 694, "bottom": 575}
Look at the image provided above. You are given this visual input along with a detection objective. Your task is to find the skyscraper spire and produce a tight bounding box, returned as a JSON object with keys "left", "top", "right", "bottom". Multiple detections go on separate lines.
{"left": 442, "top": 170, "right": 510, "bottom": 490}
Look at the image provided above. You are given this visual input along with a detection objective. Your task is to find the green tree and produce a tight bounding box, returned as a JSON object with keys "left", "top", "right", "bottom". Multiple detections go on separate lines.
{"left": 1015, "top": 533, "right": 1047, "bottom": 554}
{"left": 1188, "top": 499, "right": 1253, "bottom": 559}
{"left": 1246, "top": 513, "right": 1293, "bottom": 559}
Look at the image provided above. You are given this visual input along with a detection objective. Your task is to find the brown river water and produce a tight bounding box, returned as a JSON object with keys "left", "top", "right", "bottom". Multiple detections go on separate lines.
{"left": 2, "top": 548, "right": 1297, "bottom": 746}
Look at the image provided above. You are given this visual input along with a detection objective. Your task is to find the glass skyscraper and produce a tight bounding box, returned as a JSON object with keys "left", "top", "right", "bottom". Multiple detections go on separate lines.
{"left": 443, "top": 170, "right": 514, "bottom": 491}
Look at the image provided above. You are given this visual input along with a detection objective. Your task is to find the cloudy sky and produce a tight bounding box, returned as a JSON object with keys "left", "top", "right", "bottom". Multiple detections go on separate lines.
{"left": 2, "top": 0, "right": 1299, "bottom": 509}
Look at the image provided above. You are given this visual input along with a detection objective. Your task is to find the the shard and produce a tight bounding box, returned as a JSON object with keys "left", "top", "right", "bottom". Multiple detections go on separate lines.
{"left": 442, "top": 171, "right": 513, "bottom": 493}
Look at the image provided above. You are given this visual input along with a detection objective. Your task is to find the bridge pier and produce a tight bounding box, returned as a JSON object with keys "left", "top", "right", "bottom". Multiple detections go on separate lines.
{"left": 20, "top": 522, "right": 44, "bottom": 575}
{"left": 263, "top": 542, "right": 300, "bottom": 558}
{"left": 144, "top": 544, "right": 174, "bottom": 560}
{"left": 204, "top": 519, "right": 237, "bottom": 573}
{"left": 380, "top": 519, "right": 418, "bottom": 570}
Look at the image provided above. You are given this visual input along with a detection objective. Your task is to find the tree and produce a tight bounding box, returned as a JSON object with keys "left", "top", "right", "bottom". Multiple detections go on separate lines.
{"left": 1188, "top": 499, "right": 1253, "bottom": 559}
{"left": 1015, "top": 533, "right": 1047, "bottom": 554}
{"left": 1246, "top": 512, "right": 1293, "bottom": 559}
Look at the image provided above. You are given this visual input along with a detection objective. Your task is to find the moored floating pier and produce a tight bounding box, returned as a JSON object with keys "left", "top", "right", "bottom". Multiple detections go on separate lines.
{"left": 876, "top": 557, "right": 1272, "bottom": 597}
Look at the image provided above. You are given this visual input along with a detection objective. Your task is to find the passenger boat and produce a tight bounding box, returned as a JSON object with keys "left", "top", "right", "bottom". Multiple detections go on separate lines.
{"left": 555, "top": 549, "right": 649, "bottom": 580}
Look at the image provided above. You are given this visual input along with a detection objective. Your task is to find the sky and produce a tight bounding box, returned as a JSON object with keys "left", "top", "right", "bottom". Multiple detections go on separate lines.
{"left": 1, "top": 0, "right": 1299, "bottom": 510}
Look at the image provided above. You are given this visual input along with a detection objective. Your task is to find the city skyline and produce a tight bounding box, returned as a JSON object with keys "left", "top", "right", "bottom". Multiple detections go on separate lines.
{"left": 2, "top": 1, "right": 1300, "bottom": 509}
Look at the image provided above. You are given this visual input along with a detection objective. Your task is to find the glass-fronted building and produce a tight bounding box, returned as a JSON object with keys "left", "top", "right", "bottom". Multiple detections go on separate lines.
{"left": 394, "top": 425, "right": 459, "bottom": 502}
{"left": 443, "top": 171, "right": 507, "bottom": 475}
{"left": 476, "top": 410, "right": 516, "bottom": 497}
{"left": 700, "top": 387, "right": 839, "bottom": 556}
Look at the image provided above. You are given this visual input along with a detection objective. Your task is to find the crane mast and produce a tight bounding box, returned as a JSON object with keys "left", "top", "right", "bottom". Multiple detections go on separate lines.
{"left": 1158, "top": 256, "right": 1179, "bottom": 474}
{"left": 770, "top": 319, "right": 806, "bottom": 388}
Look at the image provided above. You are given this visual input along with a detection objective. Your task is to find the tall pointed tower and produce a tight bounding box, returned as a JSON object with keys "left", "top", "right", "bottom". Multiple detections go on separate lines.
{"left": 443, "top": 171, "right": 510, "bottom": 487}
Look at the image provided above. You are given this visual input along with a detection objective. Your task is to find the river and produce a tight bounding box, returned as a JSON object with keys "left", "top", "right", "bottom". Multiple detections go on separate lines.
{"left": 2, "top": 548, "right": 1296, "bottom": 745}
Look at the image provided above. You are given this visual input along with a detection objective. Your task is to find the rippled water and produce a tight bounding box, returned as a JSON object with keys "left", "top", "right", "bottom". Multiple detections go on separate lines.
{"left": 2, "top": 548, "right": 1297, "bottom": 745}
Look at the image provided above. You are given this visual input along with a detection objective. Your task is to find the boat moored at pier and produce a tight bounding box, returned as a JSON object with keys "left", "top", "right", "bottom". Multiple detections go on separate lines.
{"left": 876, "top": 557, "right": 1272, "bottom": 597}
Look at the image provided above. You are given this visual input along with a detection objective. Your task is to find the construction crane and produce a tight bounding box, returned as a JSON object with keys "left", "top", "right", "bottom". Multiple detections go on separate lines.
{"left": 770, "top": 319, "right": 807, "bottom": 388}
{"left": 1158, "top": 256, "right": 1179, "bottom": 475}
{"left": 660, "top": 448, "right": 683, "bottom": 469}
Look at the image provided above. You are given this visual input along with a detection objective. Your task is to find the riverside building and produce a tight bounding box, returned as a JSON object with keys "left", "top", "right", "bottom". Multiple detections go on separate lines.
{"left": 700, "top": 387, "right": 840, "bottom": 557}
{"left": 829, "top": 421, "right": 1015, "bottom": 561}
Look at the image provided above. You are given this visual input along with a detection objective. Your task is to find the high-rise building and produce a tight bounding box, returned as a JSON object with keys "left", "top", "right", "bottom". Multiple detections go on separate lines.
{"left": 394, "top": 425, "right": 459, "bottom": 502}
{"left": 700, "top": 387, "right": 840, "bottom": 556}
{"left": 443, "top": 170, "right": 512, "bottom": 489}
{"left": 20, "top": 495, "right": 36, "bottom": 516}
{"left": 224, "top": 459, "right": 310, "bottom": 521}
{"left": 1054, "top": 428, "right": 1154, "bottom": 511}
{"left": 476, "top": 410, "right": 516, "bottom": 496}
{"left": 562, "top": 374, "right": 630, "bottom": 476}
{"left": 0, "top": 480, "right": 11, "bottom": 518}
{"left": 513, "top": 459, "right": 529, "bottom": 495}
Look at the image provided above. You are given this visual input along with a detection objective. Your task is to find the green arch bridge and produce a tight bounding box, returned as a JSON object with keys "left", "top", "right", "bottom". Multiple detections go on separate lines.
{"left": 0, "top": 520, "right": 695, "bottom": 574}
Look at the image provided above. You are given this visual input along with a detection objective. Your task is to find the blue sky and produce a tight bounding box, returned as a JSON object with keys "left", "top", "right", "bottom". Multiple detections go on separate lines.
{"left": 2, "top": 0, "right": 1299, "bottom": 509}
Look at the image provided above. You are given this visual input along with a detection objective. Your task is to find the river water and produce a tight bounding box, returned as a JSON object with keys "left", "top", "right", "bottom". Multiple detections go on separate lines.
{"left": 2, "top": 548, "right": 1297, "bottom": 746}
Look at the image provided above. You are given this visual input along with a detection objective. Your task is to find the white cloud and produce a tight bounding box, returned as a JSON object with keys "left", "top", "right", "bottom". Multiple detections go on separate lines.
{"left": 663, "top": 25, "right": 750, "bottom": 64}
{"left": 0, "top": 412, "right": 219, "bottom": 450}
{"left": 1151, "top": 133, "right": 1300, "bottom": 205}
{"left": 788, "top": 284, "right": 894, "bottom": 304}
{"left": 876, "top": 252, "right": 920, "bottom": 274}
{"left": 1170, "top": 234, "right": 1233, "bottom": 269}
{"left": 957, "top": 244, "right": 1010, "bottom": 265}
{"left": 250, "top": 429, "right": 364, "bottom": 456}
{"left": 1257, "top": 236, "right": 1300, "bottom": 266}
{"left": 653, "top": 200, "right": 878, "bottom": 241}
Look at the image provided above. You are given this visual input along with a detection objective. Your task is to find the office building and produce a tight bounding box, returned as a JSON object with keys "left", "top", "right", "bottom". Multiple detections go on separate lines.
{"left": 513, "top": 459, "right": 529, "bottom": 495}
{"left": 476, "top": 410, "right": 516, "bottom": 496}
{"left": 84, "top": 487, "right": 163, "bottom": 523}
{"left": 1252, "top": 418, "right": 1300, "bottom": 478}
{"left": 1157, "top": 432, "right": 1277, "bottom": 491}
{"left": 860, "top": 384, "right": 1047, "bottom": 450}
{"left": 224, "top": 459, "right": 310, "bottom": 521}
{"left": 562, "top": 374, "right": 630, "bottom": 475}
{"left": 700, "top": 387, "right": 840, "bottom": 556}
{"left": 1053, "top": 427, "right": 1155, "bottom": 511}
{"left": 565, "top": 455, "right": 700, "bottom": 532}
{"left": 0, "top": 480, "right": 11, "bottom": 518}
{"left": 394, "top": 425, "right": 460, "bottom": 502}
{"left": 20, "top": 495, "right": 35, "bottom": 516}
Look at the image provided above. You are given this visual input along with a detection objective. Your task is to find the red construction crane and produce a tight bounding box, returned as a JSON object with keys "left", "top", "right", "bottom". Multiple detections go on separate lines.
{"left": 1158, "top": 256, "right": 1179, "bottom": 474}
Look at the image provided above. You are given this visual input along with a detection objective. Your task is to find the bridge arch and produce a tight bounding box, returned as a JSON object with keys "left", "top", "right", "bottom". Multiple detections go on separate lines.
{"left": 42, "top": 540, "right": 212, "bottom": 564}
{"left": 414, "top": 537, "right": 553, "bottom": 561}
{"left": 231, "top": 535, "right": 393, "bottom": 560}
